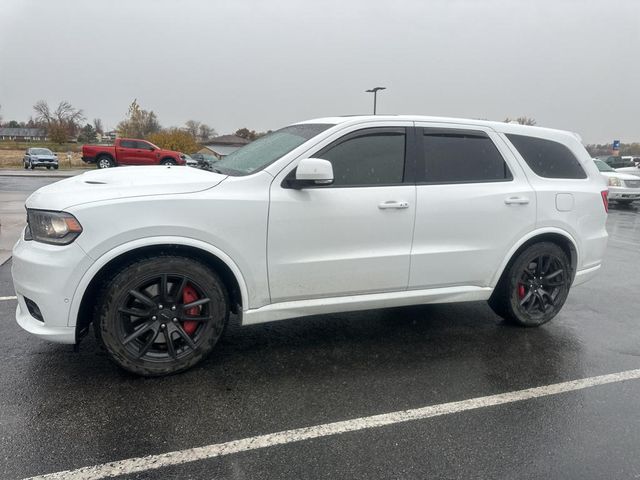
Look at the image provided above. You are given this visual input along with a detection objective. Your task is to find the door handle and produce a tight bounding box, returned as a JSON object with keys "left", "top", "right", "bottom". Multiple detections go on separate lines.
{"left": 378, "top": 201, "right": 409, "bottom": 210}
{"left": 504, "top": 196, "right": 530, "bottom": 205}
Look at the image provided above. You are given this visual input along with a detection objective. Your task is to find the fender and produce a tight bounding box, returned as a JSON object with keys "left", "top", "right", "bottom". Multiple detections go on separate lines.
{"left": 67, "top": 236, "right": 249, "bottom": 327}
{"left": 489, "top": 227, "right": 580, "bottom": 287}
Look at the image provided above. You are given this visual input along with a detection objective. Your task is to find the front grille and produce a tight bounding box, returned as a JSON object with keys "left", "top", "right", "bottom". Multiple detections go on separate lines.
{"left": 624, "top": 180, "right": 640, "bottom": 188}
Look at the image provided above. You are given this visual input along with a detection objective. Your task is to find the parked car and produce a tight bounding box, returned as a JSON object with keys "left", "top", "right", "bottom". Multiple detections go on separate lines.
{"left": 23, "top": 148, "right": 58, "bottom": 170}
{"left": 598, "top": 155, "right": 640, "bottom": 177}
{"left": 13, "top": 115, "right": 609, "bottom": 376}
{"left": 593, "top": 159, "right": 640, "bottom": 204}
{"left": 190, "top": 152, "right": 219, "bottom": 169}
{"left": 183, "top": 154, "right": 199, "bottom": 168}
{"left": 81, "top": 138, "right": 187, "bottom": 168}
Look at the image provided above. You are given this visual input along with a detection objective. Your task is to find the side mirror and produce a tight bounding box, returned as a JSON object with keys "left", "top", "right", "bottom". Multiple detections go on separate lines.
{"left": 293, "top": 158, "right": 334, "bottom": 187}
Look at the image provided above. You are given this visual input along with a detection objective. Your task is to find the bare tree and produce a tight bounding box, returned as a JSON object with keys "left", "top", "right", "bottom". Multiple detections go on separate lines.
{"left": 184, "top": 120, "right": 201, "bottom": 138}
{"left": 93, "top": 118, "right": 104, "bottom": 135}
{"left": 34, "top": 100, "right": 85, "bottom": 143}
{"left": 504, "top": 116, "right": 536, "bottom": 126}
{"left": 198, "top": 124, "right": 216, "bottom": 142}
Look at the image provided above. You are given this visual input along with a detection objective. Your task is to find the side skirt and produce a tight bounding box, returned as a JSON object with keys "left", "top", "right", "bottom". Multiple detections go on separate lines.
{"left": 241, "top": 286, "right": 493, "bottom": 326}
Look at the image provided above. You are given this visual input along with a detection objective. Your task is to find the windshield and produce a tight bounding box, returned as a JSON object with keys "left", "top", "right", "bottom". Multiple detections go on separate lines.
{"left": 594, "top": 159, "right": 616, "bottom": 172}
{"left": 212, "top": 123, "right": 333, "bottom": 175}
{"left": 31, "top": 148, "right": 52, "bottom": 155}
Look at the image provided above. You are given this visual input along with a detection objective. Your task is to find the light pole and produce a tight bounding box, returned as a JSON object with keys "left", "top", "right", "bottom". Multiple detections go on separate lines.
{"left": 365, "top": 87, "right": 386, "bottom": 115}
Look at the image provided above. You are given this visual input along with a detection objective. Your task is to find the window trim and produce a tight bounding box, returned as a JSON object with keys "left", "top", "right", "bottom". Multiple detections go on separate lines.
{"left": 282, "top": 126, "right": 416, "bottom": 189}
{"left": 415, "top": 127, "right": 514, "bottom": 185}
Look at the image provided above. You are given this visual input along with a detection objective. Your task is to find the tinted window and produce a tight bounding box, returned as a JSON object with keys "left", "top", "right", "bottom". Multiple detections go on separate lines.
{"left": 120, "top": 140, "right": 136, "bottom": 148}
{"left": 507, "top": 134, "right": 587, "bottom": 179}
{"left": 421, "top": 131, "right": 511, "bottom": 183}
{"left": 135, "top": 141, "right": 153, "bottom": 149}
{"left": 315, "top": 128, "right": 406, "bottom": 186}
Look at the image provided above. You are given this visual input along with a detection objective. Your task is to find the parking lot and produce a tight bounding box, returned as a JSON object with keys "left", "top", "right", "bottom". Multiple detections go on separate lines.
{"left": 1, "top": 175, "right": 640, "bottom": 479}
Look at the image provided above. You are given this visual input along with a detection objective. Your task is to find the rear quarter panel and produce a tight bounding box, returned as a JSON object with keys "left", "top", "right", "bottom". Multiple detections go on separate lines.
{"left": 501, "top": 131, "right": 608, "bottom": 272}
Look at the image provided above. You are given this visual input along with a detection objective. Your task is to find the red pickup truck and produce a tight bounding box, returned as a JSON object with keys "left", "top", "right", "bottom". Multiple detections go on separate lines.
{"left": 82, "top": 138, "right": 186, "bottom": 168}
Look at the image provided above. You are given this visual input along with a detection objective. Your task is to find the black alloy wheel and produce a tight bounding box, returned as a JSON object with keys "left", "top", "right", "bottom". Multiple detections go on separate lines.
{"left": 488, "top": 242, "right": 571, "bottom": 327}
{"left": 97, "top": 256, "right": 228, "bottom": 376}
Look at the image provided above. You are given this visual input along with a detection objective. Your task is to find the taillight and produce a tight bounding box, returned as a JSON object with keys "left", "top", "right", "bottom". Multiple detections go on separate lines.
{"left": 601, "top": 190, "right": 609, "bottom": 213}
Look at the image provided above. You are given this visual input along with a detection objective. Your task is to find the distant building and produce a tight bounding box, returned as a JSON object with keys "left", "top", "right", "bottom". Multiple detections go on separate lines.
{"left": 200, "top": 134, "right": 249, "bottom": 159}
{"left": 0, "top": 128, "right": 48, "bottom": 141}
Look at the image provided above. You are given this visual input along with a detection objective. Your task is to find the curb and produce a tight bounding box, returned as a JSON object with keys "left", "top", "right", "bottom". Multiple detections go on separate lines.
{"left": 0, "top": 172, "right": 84, "bottom": 178}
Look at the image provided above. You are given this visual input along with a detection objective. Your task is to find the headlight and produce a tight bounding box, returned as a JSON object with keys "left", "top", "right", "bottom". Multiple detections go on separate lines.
{"left": 26, "top": 209, "right": 83, "bottom": 245}
{"left": 608, "top": 176, "right": 622, "bottom": 187}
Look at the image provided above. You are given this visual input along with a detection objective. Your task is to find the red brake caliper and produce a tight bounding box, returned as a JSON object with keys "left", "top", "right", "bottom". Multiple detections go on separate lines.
{"left": 182, "top": 284, "right": 200, "bottom": 336}
{"left": 518, "top": 284, "right": 526, "bottom": 299}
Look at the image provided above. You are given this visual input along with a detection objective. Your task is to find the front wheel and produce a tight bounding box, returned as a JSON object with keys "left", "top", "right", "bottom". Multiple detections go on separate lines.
{"left": 160, "top": 158, "right": 177, "bottom": 166}
{"left": 488, "top": 242, "right": 571, "bottom": 327}
{"left": 96, "top": 256, "right": 228, "bottom": 376}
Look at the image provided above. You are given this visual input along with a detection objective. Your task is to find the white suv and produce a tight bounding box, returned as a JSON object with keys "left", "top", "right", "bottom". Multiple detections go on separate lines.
{"left": 12, "top": 116, "right": 609, "bottom": 376}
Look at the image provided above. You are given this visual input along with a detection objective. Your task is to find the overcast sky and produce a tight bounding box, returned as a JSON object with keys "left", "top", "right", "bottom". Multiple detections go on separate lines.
{"left": 1, "top": 0, "right": 638, "bottom": 143}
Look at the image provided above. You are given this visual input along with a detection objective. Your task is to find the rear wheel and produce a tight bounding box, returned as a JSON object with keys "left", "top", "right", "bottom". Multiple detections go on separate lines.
{"left": 96, "top": 256, "right": 228, "bottom": 376}
{"left": 97, "top": 156, "right": 114, "bottom": 169}
{"left": 488, "top": 242, "right": 571, "bottom": 327}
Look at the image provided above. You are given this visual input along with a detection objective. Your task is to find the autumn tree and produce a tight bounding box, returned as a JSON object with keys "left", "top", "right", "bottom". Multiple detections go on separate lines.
{"left": 504, "top": 116, "right": 537, "bottom": 126}
{"left": 235, "top": 128, "right": 269, "bottom": 141}
{"left": 116, "top": 99, "right": 161, "bottom": 138}
{"left": 147, "top": 128, "right": 199, "bottom": 153}
{"left": 33, "top": 100, "right": 85, "bottom": 143}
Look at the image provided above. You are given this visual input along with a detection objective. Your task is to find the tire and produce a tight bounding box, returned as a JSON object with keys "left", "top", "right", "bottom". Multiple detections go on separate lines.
{"left": 53, "top": 165, "right": 59, "bottom": 170}
{"left": 97, "top": 156, "right": 114, "bottom": 169}
{"left": 488, "top": 242, "right": 571, "bottom": 327}
{"left": 96, "top": 256, "right": 228, "bottom": 376}
{"left": 160, "top": 158, "right": 177, "bottom": 166}
{"left": 23, "top": 162, "right": 28, "bottom": 170}
{"left": 46, "top": 166, "right": 52, "bottom": 170}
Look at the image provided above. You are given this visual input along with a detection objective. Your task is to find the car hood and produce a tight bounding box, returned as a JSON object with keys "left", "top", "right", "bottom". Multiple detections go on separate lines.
{"left": 614, "top": 167, "right": 640, "bottom": 177}
{"left": 26, "top": 165, "right": 227, "bottom": 211}
{"left": 600, "top": 171, "right": 640, "bottom": 181}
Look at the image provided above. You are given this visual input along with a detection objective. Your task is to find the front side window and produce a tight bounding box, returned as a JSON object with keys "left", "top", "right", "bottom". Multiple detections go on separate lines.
{"left": 421, "top": 130, "right": 512, "bottom": 183}
{"left": 507, "top": 134, "right": 587, "bottom": 179}
{"left": 314, "top": 128, "right": 406, "bottom": 187}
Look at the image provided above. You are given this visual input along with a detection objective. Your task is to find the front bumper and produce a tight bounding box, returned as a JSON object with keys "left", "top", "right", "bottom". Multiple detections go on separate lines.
{"left": 608, "top": 186, "right": 640, "bottom": 200}
{"left": 12, "top": 235, "right": 92, "bottom": 344}
{"left": 29, "top": 159, "right": 58, "bottom": 166}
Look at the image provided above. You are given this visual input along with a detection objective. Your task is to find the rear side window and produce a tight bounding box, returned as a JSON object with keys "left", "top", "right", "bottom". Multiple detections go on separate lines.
{"left": 421, "top": 130, "right": 512, "bottom": 183}
{"left": 506, "top": 134, "right": 587, "bottom": 179}
{"left": 119, "top": 140, "right": 136, "bottom": 148}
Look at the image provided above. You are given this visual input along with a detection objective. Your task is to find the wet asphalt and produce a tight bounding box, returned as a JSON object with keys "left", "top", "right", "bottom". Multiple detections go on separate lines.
{"left": 1, "top": 177, "right": 640, "bottom": 479}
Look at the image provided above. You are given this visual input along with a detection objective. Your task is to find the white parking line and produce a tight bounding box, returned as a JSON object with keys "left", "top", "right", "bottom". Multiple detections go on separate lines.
{"left": 0, "top": 295, "right": 17, "bottom": 301}
{"left": 24, "top": 367, "right": 640, "bottom": 480}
